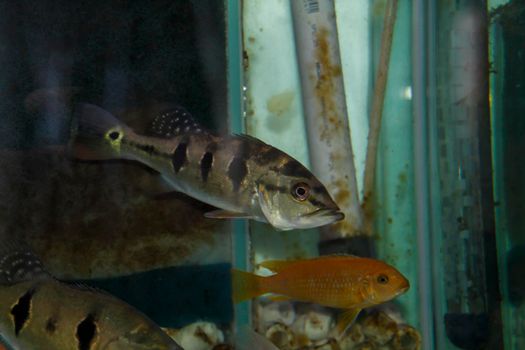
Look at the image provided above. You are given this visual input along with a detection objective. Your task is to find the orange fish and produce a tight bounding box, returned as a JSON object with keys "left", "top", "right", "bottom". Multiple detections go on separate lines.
{"left": 232, "top": 255, "right": 409, "bottom": 334}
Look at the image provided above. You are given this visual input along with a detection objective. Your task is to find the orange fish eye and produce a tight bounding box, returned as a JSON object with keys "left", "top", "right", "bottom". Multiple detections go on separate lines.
{"left": 377, "top": 274, "right": 389, "bottom": 284}
{"left": 292, "top": 182, "right": 310, "bottom": 201}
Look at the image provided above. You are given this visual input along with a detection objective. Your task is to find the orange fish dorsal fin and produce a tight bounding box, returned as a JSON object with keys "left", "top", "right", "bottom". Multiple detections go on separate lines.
{"left": 258, "top": 259, "right": 299, "bottom": 272}
{"left": 334, "top": 308, "right": 361, "bottom": 338}
{"left": 266, "top": 294, "right": 293, "bottom": 302}
{"left": 313, "top": 254, "right": 360, "bottom": 261}
{"left": 259, "top": 254, "right": 360, "bottom": 272}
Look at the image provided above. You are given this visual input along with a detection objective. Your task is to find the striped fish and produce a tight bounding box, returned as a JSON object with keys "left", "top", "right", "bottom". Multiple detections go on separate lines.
{"left": 70, "top": 103, "right": 343, "bottom": 230}
{"left": 0, "top": 242, "right": 182, "bottom": 350}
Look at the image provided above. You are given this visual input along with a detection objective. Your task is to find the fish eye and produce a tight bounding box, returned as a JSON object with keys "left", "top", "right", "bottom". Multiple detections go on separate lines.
{"left": 292, "top": 182, "right": 310, "bottom": 201}
{"left": 377, "top": 274, "right": 389, "bottom": 284}
{"left": 108, "top": 130, "right": 121, "bottom": 141}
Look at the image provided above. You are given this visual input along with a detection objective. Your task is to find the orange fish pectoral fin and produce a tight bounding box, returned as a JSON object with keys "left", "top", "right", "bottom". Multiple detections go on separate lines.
{"left": 231, "top": 269, "right": 266, "bottom": 303}
{"left": 334, "top": 308, "right": 361, "bottom": 339}
{"left": 258, "top": 259, "right": 298, "bottom": 272}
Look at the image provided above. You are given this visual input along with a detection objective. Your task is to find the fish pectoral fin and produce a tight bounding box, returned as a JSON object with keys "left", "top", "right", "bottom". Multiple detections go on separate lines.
{"left": 256, "top": 182, "right": 285, "bottom": 230}
{"left": 334, "top": 308, "right": 361, "bottom": 338}
{"left": 204, "top": 210, "right": 254, "bottom": 219}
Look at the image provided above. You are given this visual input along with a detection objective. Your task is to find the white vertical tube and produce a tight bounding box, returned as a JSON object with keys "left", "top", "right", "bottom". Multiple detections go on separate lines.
{"left": 290, "top": 0, "right": 364, "bottom": 239}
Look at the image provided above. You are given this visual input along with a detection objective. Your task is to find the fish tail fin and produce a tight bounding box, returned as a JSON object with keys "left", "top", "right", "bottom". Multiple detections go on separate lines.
{"left": 231, "top": 269, "right": 266, "bottom": 303}
{"left": 69, "top": 103, "right": 132, "bottom": 160}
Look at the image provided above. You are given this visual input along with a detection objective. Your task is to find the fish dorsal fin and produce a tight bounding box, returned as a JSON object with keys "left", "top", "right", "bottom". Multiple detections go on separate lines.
{"left": 258, "top": 259, "right": 301, "bottom": 272}
{"left": 265, "top": 294, "right": 293, "bottom": 302}
{"left": 313, "top": 254, "right": 360, "bottom": 260}
{"left": 299, "top": 254, "right": 361, "bottom": 264}
{"left": 0, "top": 242, "right": 49, "bottom": 285}
{"left": 69, "top": 282, "right": 113, "bottom": 297}
{"left": 147, "top": 106, "right": 211, "bottom": 138}
{"left": 234, "top": 133, "right": 268, "bottom": 146}
{"left": 258, "top": 254, "right": 359, "bottom": 273}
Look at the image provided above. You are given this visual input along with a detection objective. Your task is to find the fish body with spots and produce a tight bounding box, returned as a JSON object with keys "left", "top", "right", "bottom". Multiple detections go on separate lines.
{"left": 70, "top": 104, "right": 343, "bottom": 230}
{"left": 0, "top": 244, "right": 182, "bottom": 350}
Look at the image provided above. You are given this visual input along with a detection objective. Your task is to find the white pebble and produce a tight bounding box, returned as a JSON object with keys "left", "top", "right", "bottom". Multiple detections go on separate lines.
{"left": 168, "top": 321, "right": 224, "bottom": 350}
{"left": 256, "top": 300, "right": 296, "bottom": 331}
{"left": 292, "top": 305, "right": 334, "bottom": 341}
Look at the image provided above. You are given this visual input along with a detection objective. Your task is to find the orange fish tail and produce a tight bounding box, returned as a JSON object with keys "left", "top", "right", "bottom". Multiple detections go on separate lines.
{"left": 231, "top": 269, "right": 265, "bottom": 303}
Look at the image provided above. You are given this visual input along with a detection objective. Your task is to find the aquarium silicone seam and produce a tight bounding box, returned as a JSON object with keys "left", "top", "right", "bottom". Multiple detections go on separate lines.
{"left": 227, "top": 0, "right": 250, "bottom": 331}
{"left": 412, "top": 0, "right": 435, "bottom": 349}
{"left": 489, "top": 19, "right": 512, "bottom": 350}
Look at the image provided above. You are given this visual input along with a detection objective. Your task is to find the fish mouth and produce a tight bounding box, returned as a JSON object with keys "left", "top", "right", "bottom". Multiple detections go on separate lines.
{"left": 332, "top": 211, "right": 345, "bottom": 221}
{"left": 302, "top": 208, "right": 345, "bottom": 221}
{"left": 397, "top": 280, "right": 410, "bottom": 295}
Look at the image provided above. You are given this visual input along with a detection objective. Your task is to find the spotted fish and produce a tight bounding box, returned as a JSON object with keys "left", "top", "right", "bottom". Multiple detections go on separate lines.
{"left": 0, "top": 241, "right": 183, "bottom": 350}
{"left": 70, "top": 103, "right": 343, "bottom": 230}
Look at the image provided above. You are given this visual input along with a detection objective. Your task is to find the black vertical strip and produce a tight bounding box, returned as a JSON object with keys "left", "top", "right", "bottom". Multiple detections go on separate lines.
{"left": 76, "top": 314, "right": 97, "bottom": 350}
{"left": 172, "top": 142, "right": 188, "bottom": 173}
{"left": 227, "top": 157, "right": 247, "bottom": 192}
{"left": 200, "top": 152, "right": 214, "bottom": 182}
{"left": 10, "top": 288, "right": 34, "bottom": 336}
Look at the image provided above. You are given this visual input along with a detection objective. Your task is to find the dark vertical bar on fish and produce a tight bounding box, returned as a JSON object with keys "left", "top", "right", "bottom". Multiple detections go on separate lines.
{"left": 172, "top": 142, "right": 188, "bottom": 173}
{"left": 254, "top": 147, "right": 282, "bottom": 166}
{"left": 200, "top": 151, "right": 214, "bottom": 182}
{"left": 45, "top": 317, "right": 57, "bottom": 334}
{"left": 76, "top": 314, "right": 97, "bottom": 350}
{"left": 227, "top": 156, "right": 248, "bottom": 192}
{"left": 10, "top": 289, "right": 33, "bottom": 335}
